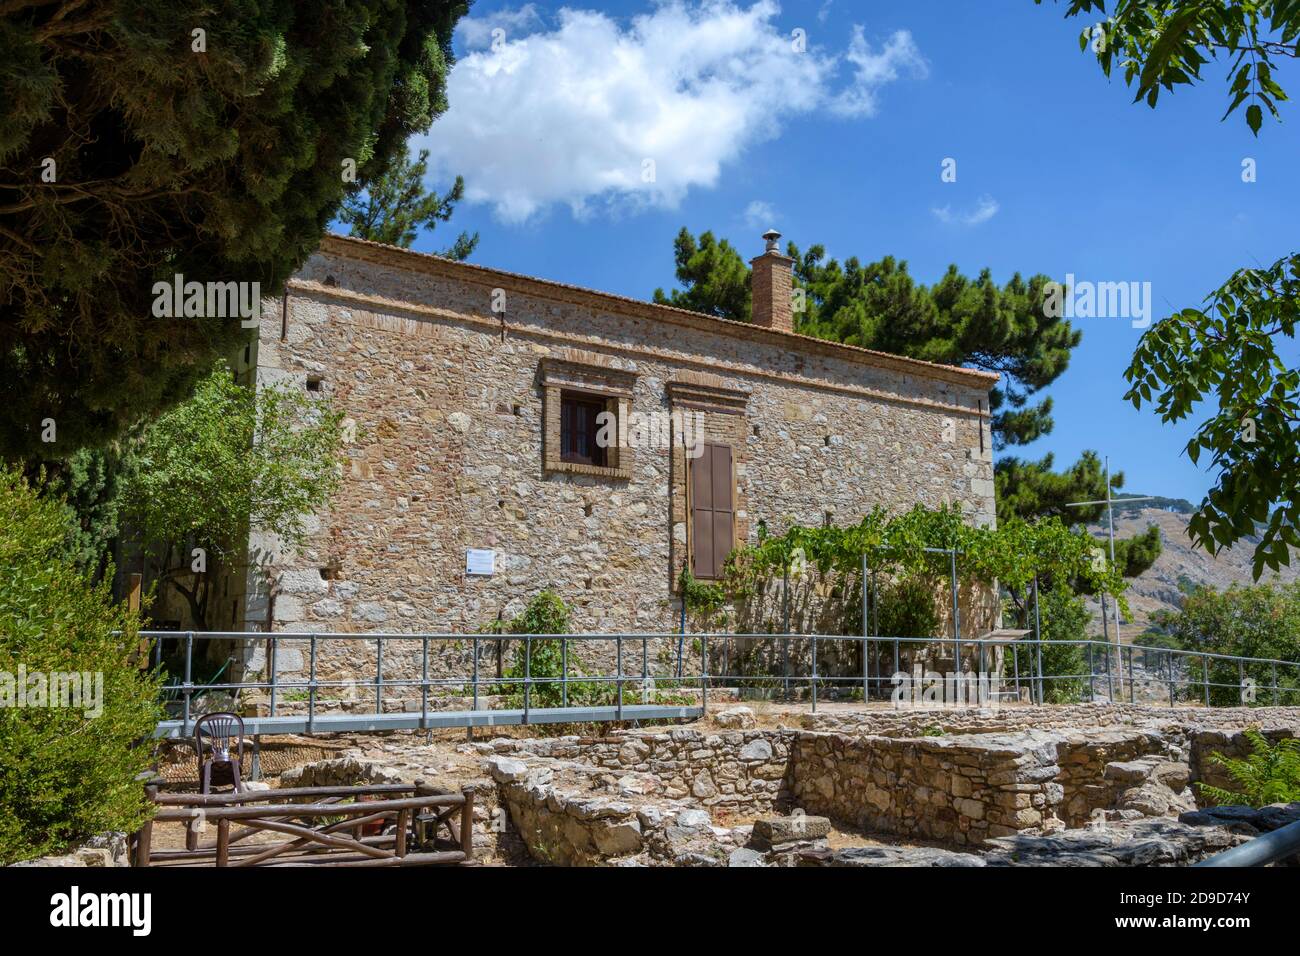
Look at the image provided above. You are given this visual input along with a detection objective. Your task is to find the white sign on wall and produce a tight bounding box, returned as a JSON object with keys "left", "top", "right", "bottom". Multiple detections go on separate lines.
{"left": 465, "top": 549, "right": 496, "bottom": 576}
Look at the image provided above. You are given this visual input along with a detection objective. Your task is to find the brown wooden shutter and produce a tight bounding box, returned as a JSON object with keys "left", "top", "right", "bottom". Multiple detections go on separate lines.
{"left": 691, "top": 443, "right": 734, "bottom": 579}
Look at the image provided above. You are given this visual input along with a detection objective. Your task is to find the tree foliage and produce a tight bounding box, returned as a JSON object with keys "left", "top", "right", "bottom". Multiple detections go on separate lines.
{"left": 1042, "top": 0, "right": 1298, "bottom": 134}
{"left": 653, "top": 227, "right": 1080, "bottom": 450}
{"left": 0, "top": 0, "right": 467, "bottom": 461}
{"left": 1151, "top": 580, "right": 1300, "bottom": 704}
{"left": 120, "top": 361, "right": 346, "bottom": 628}
{"left": 1041, "top": 1, "right": 1299, "bottom": 576}
{"left": 1126, "top": 255, "right": 1299, "bottom": 577}
{"left": 0, "top": 467, "right": 161, "bottom": 863}
{"left": 339, "top": 147, "right": 477, "bottom": 259}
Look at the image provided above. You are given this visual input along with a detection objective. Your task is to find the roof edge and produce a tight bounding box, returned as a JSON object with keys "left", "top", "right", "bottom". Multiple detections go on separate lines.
{"left": 317, "top": 234, "right": 1001, "bottom": 391}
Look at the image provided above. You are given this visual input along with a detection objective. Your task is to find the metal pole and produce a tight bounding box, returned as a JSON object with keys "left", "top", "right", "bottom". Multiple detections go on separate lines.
{"left": 523, "top": 635, "right": 531, "bottom": 724}
{"left": 1127, "top": 644, "right": 1135, "bottom": 704}
{"left": 308, "top": 636, "right": 317, "bottom": 734}
{"left": 374, "top": 636, "right": 382, "bottom": 715}
{"left": 561, "top": 635, "right": 568, "bottom": 708}
{"left": 268, "top": 633, "right": 278, "bottom": 718}
{"left": 615, "top": 634, "right": 624, "bottom": 721}
{"left": 700, "top": 633, "right": 708, "bottom": 715}
{"left": 1033, "top": 576, "right": 1044, "bottom": 705}
{"left": 782, "top": 567, "right": 790, "bottom": 697}
{"left": 1273, "top": 662, "right": 1279, "bottom": 706}
{"left": 1203, "top": 654, "right": 1210, "bottom": 706}
{"left": 421, "top": 635, "right": 429, "bottom": 731}
{"left": 1167, "top": 650, "right": 1175, "bottom": 708}
{"left": 1106, "top": 639, "right": 1114, "bottom": 702}
{"left": 811, "top": 635, "right": 818, "bottom": 713}
{"left": 1105, "top": 456, "right": 1123, "bottom": 684}
{"left": 950, "top": 549, "right": 961, "bottom": 675}
{"left": 1238, "top": 659, "right": 1245, "bottom": 708}
{"left": 1087, "top": 642, "right": 1095, "bottom": 699}
{"left": 472, "top": 636, "right": 479, "bottom": 711}
{"left": 183, "top": 632, "right": 193, "bottom": 732}
{"left": 861, "top": 554, "right": 869, "bottom": 701}
{"left": 642, "top": 635, "right": 649, "bottom": 704}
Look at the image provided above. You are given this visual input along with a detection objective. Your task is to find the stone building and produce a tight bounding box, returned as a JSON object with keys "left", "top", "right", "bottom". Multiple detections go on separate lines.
{"left": 218, "top": 230, "right": 999, "bottom": 687}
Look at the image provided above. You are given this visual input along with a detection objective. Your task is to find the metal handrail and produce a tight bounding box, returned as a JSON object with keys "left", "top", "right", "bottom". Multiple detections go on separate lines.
{"left": 139, "top": 630, "right": 1300, "bottom": 739}
{"left": 1194, "top": 818, "right": 1300, "bottom": 867}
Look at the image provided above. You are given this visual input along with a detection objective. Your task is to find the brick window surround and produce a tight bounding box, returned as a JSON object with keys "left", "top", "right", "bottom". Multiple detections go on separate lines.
{"left": 540, "top": 351, "right": 637, "bottom": 479}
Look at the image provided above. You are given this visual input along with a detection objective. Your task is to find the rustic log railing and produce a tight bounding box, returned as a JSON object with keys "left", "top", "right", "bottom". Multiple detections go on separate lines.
{"left": 133, "top": 781, "right": 474, "bottom": 867}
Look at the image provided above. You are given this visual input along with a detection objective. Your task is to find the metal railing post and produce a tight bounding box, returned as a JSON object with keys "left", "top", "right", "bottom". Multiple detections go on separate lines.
{"left": 1170, "top": 647, "right": 1180, "bottom": 707}
{"left": 374, "top": 636, "right": 382, "bottom": 715}
{"left": 950, "top": 549, "right": 961, "bottom": 676}
{"left": 811, "top": 635, "right": 818, "bottom": 713}
{"left": 472, "top": 635, "right": 480, "bottom": 711}
{"left": 700, "top": 633, "right": 708, "bottom": 715}
{"left": 561, "top": 636, "right": 568, "bottom": 707}
{"left": 1238, "top": 659, "right": 1246, "bottom": 708}
{"left": 523, "top": 636, "right": 531, "bottom": 724}
{"left": 421, "top": 635, "right": 429, "bottom": 730}
{"left": 1202, "top": 655, "right": 1210, "bottom": 706}
{"left": 1087, "top": 642, "right": 1095, "bottom": 700}
{"left": 616, "top": 635, "right": 624, "bottom": 721}
{"left": 308, "top": 636, "right": 317, "bottom": 734}
{"left": 861, "top": 637, "right": 869, "bottom": 703}
{"left": 1106, "top": 640, "right": 1114, "bottom": 702}
{"left": 268, "top": 633, "right": 278, "bottom": 718}
{"left": 1273, "top": 662, "right": 1279, "bottom": 706}
{"left": 1033, "top": 576, "right": 1044, "bottom": 705}
{"left": 1128, "top": 645, "right": 1135, "bottom": 704}
{"left": 642, "top": 635, "right": 649, "bottom": 704}
{"left": 183, "top": 632, "right": 194, "bottom": 732}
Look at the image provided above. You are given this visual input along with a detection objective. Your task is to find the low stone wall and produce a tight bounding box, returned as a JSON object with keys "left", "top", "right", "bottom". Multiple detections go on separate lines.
{"left": 801, "top": 703, "right": 1300, "bottom": 741}
{"left": 491, "top": 728, "right": 792, "bottom": 813}
{"left": 790, "top": 727, "right": 1181, "bottom": 845}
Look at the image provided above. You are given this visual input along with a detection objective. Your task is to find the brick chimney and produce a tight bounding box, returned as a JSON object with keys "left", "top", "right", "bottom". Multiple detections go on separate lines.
{"left": 750, "top": 228, "right": 794, "bottom": 333}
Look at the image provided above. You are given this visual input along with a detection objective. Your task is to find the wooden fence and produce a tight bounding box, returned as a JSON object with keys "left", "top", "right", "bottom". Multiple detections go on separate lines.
{"left": 133, "top": 781, "right": 475, "bottom": 867}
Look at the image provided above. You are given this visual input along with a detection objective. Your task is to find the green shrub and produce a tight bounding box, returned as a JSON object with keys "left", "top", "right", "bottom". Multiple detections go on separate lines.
{"left": 0, "top": 468, "right": 162, "bottom": 863}
{"left": 1198, "top": 728, "right": 1300, "bottom": 807}
{"left": 875, "top": 577, "right": 942, "bottom": 639}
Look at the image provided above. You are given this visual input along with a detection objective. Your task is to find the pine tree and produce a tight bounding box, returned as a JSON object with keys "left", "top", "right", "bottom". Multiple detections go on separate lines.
{"left": 0, "top": 0, "right": 468, "bottom": 461}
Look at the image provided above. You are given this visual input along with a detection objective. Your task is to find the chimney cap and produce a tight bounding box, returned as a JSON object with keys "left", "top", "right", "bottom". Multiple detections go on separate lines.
{"left": 761, "top": 228, "right": 781, "bottom": 252}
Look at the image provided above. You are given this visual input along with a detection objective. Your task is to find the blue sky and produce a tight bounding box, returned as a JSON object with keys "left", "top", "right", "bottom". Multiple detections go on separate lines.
{"left": 391, "top": 0, "right": 1300, "bottom": 504}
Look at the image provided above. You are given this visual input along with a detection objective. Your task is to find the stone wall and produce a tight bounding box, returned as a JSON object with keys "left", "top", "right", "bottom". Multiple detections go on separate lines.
{"left": 802, "top": 703, "right": 1300, "bottom": 741}
{"left": 237, "top": 234, "right": 997, "bottom": 685}
{"left": 492, "top": 727, "right": 792, "bottom": 813}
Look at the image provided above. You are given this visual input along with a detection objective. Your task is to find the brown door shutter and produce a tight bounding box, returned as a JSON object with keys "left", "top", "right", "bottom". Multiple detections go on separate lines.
{"left": 691, "top": 443, "right": 734, "bottom": 579}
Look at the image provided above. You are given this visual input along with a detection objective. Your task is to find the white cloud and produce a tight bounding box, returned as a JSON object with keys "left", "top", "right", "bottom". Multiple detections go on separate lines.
{"left": 830, "top": 27, "right": 928, "bottom": 118}
{"left": 932, "top": 195, "right": 1000, "bottom": 227}
{"left": 743, "top": 200, "right": 778, "bottom": 230}
{"left": 455, "top": 5, "right": 545, "bottom": 51}
{"left": 417, "top": 2, "right": 928, "bottom": 223}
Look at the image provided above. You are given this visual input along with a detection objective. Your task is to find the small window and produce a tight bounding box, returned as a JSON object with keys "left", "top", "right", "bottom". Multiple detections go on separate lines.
{"left": 560, "top": 392, "right": 609, "bottom": 467}
{"left": 306, "top": 375, "right": 323, "bottom": 392}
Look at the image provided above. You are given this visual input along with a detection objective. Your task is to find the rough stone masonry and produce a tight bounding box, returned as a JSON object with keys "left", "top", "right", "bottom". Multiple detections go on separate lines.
{"left": 227, "top": 231, "right": 998, "bottom": 687}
